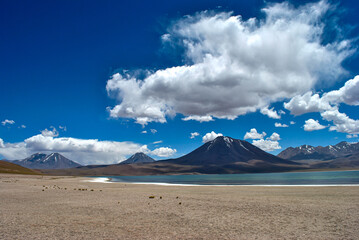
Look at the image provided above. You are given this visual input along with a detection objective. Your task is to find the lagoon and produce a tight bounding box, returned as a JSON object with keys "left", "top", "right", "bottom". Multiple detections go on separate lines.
{"left": 96, "top": 170, "right": 359, "bottom": 186}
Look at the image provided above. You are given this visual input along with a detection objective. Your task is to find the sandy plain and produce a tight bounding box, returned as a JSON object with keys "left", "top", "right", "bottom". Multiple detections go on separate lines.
{"left": 0, "top": 173, "right": 358, "bottom": 240}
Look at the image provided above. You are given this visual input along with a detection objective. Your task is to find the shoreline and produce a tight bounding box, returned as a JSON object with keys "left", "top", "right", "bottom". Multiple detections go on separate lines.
{"left": 94, "top": 180, "right": 359, "bottom": 187}
{"left": 86, "top": 178, "right": 359, "bottom": 187}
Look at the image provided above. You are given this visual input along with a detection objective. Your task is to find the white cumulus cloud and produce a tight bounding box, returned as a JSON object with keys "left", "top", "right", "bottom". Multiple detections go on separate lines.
{"left": 320, "top": 109, "right": 359, "bottom": 134}
{"left": 41, "top": 127, "right": 59, "bottom": 137}
{"left": 260, "top": 106, "right": 281, "bottom": 119}
{"left": 285, "top": 76, "right": 359, "bottom": 134}
{"left": 284, "top": 92, "right": 333, "bottom": 115}
{"left": 2, "top": 119, "right": 15, "bottom": 126}
{"left": 202, "top": 131, "right": 223, "bottom": 143}
{"left": 244, "top": 129, "right": 281, "bottom": 151}
{"left": 275, "top": 123, "right": 289, "bottom": 128}
{"left": 151, "top": 147, "right": 177, "bottom": 157}
{"left": 190, "top": 132, "right": 200, "bottom": 139}
{"left": 268, "top": 132, "right": 281, "bottom": 141}
{"left": 244, "top": 128, "right": 266, "bottom": 140}
{"left": 303, "top": 119, "right": 327, "bottom": 131}
{"left": 182, "top": 115, "right": 213, "bottom": 122}
{"left": 106, "top": 1, "right": 351, "bottom": 125}
{"left": 324, "top": 75, "right": 359, "bottom": 106}
{"left": 252, "top": 139, "right": 281, "bottom": 152}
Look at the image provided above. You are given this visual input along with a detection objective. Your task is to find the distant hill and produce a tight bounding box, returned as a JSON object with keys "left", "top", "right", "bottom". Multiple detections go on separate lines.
{"left": 278, "top": 141, "right": 359, "bottom": 161}
{"left": 120, "top": 152, "right": 155, "bottom": 164}
{"left": 41, "top": 136, "right": 303, "bottom": 176}
{"left": 0, "top": 160, "right": 40, "bottom": 175}
{"left": 309, "top": 153, "right": 359, "bottom": 169}
{"left": 11, "top": 153, "right": 81, "bottom": 169}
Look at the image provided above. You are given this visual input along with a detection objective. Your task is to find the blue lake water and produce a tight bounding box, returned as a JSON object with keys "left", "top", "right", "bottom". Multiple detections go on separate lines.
{"left": 96, "top": 170, "right": 359, "bottom": 186}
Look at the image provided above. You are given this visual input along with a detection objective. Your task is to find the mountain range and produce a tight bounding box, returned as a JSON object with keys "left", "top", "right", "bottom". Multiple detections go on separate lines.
{"left": 5, "top": 137, "right": 359, "bottom": 176}
{"left": 10, "top": 153, "right": 81, "bottom": 169}
{"left": 41, "top": 136, "right": 304, "bottom": 176}
{"left": 278, "top": 141, "right": 359, "bottom": 161}
{"left": 277, "top": 141, "right": 359, "bottom": 170}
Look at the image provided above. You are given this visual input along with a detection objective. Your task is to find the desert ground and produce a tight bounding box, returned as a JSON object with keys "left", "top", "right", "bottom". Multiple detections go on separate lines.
{"left": 0, "top": 174, "right": 358, "bottom": 240}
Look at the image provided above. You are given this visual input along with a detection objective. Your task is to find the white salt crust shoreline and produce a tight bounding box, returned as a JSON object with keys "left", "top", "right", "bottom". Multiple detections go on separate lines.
{"left": 85, "top": 177, "right": 359, "bottom": 187}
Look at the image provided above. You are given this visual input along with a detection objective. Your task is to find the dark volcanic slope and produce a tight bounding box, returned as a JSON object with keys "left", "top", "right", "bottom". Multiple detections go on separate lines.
{"left": 278, "top": 141, "right": 359, "bottom": 160}
{"left": 120, "top": 152, "right": 155, "bottom": 164}
{"left": 12, "top": 153, "right": 81, "bottom": 169}
{"left": 171, "top": 136, "right": 297, "bottom": 165}
{"left": 0, "top": 160, "right": 40, "bottom": 174}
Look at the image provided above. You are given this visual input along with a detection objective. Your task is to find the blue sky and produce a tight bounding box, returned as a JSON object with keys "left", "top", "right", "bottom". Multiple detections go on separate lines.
{"left": 1, "top": 0, "right": 359, "bottom": 165}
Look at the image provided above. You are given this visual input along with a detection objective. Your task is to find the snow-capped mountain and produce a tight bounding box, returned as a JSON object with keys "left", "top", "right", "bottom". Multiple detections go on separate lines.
{"left": 120, "top": 152, "right": 155, "bottom": 164}
{"left": 11, "top": 153, "right": 81, "bottom": 169}
{"left": 278, "top": 141, "right": 359, "bottom": 160}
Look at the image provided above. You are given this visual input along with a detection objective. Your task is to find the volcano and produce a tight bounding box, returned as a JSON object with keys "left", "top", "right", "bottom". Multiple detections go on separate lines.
{"left": 120, "top": 152, "right": 155, "bottom": 164}
{"left": 171, "top": 136, "right": 296, "bottom": 166}
{"left": 11, "top": 153, "right": 81, "bottom": 169}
